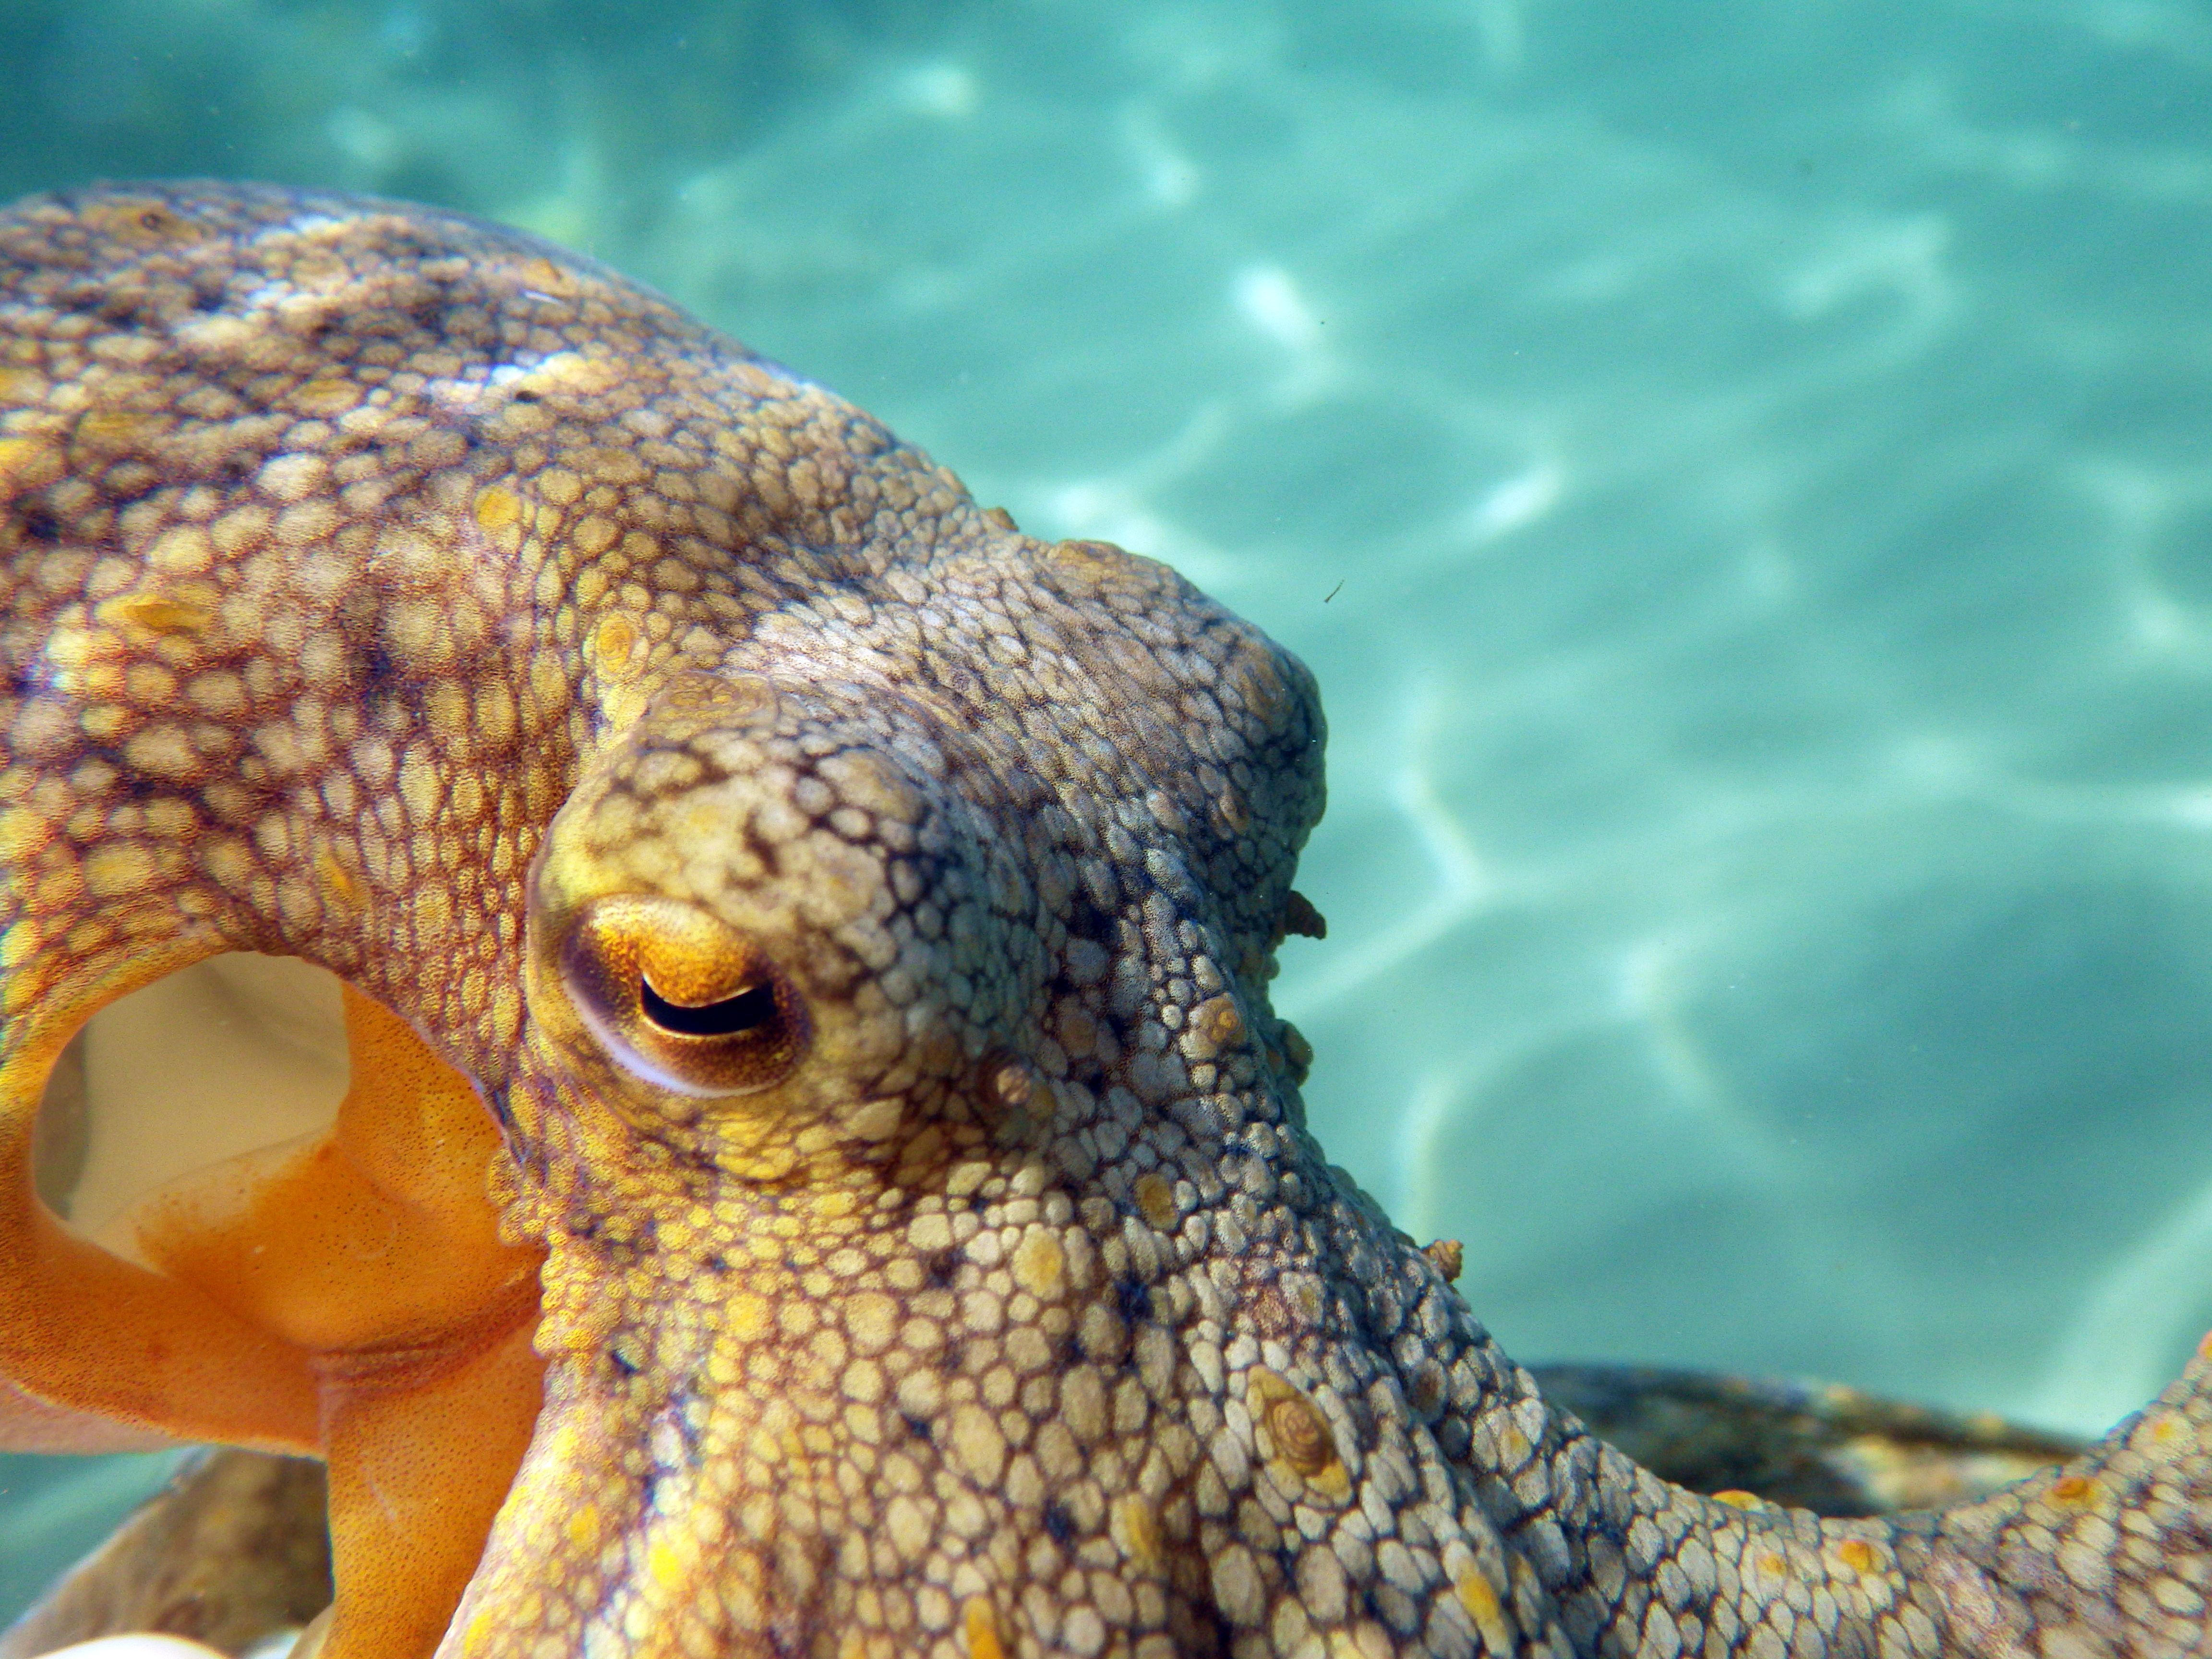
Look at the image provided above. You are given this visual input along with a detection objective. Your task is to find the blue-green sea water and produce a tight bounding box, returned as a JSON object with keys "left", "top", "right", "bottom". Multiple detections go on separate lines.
{"left": 6, "top": 0, "right": 2212, "bottom": 1621}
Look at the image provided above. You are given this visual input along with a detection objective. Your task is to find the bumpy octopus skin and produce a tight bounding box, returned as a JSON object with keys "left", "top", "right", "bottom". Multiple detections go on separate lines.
{"left": 0, "top": 180, "right": 2209, "bottom": 1659}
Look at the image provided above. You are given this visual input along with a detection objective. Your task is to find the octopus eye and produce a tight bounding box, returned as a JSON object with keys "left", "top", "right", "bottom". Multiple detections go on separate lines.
{"left": 558, "top": 897, "right": 810, "bottom": 1096}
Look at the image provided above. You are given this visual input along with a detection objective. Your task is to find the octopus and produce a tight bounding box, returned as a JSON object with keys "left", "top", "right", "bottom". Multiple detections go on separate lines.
{"left": 0, "top": 180, "right": 2205, "bottom": 1659}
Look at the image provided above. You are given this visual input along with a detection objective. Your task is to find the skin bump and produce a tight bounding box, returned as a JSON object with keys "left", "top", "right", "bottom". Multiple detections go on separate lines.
{"left": 0, "top": 179, "right": 2209, "bottom": 1659}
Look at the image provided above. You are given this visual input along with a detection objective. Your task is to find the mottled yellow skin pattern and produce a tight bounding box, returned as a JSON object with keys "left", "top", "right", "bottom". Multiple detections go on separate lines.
{"left": 4, "top": 181, "right": 2212, "bottom": 1659}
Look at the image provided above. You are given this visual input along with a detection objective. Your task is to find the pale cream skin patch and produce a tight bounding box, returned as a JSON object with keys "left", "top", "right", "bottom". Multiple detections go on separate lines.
{"left": 2, "top": 181, "right": 2211, "bottom": 1659}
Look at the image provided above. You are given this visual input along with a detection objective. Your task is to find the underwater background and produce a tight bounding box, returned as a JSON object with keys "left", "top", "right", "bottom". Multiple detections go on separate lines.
{"left": 5, "top": 0, "right": 2212, "bottom": 1618}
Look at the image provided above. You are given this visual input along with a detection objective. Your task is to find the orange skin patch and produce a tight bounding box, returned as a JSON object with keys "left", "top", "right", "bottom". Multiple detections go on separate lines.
{"left": 0, "top": 982, "right": 541, "bottom": 1659}
{"left": 0, "top": 950, "right": 323, "bottom": 1455}
{"left": 132, "top": 989, "right": 545, "bottom": 1659}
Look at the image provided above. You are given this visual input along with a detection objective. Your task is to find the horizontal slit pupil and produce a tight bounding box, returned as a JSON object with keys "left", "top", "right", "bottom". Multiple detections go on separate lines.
{"left": 639, "top": 974, "right": 777, "bottom": 1038}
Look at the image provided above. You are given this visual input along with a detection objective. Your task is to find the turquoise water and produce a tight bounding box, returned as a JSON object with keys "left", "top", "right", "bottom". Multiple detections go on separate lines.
{"left": 7, "top": 0, "right": 2212, "bottom": 1618}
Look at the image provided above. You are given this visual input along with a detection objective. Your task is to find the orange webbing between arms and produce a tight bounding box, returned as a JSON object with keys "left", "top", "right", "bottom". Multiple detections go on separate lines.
{"left": 7, "top": 985, "right": 546, "bottom": 1659}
